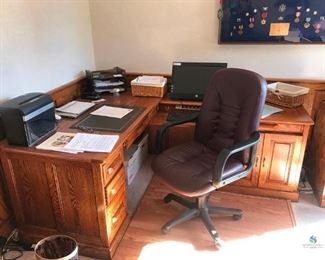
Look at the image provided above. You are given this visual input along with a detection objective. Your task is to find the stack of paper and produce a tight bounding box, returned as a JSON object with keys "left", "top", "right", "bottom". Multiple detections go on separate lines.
{"left": 36, "top": 132, "right": 119, "bottom": 153}
{"left": 56, "top": 101, "right": 95, "bottom": 118}
{"left": 64, "top": 133, "right": 119, "bottom": 153}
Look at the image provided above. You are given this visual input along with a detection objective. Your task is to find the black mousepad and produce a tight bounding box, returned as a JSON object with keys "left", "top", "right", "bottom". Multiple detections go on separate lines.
{"left": 72, "top": 105, "right": 144, "bottom": 133}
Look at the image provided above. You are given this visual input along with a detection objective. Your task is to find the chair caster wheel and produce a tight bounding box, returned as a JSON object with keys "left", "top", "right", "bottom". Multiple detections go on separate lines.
{"left": 161, "top": 226, "right": 170, "bottom": 234}
{"left": 214, "top": 238, "right": 224, "bottom": 249}
{"left": 233, "top": 214, "right": 242, "bottom": 220}
{"left": 163, "top": 194, "right": 173, "bottom": 203}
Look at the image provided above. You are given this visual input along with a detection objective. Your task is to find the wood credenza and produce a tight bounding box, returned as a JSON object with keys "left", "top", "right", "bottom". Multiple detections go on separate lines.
{"left": 308, "top": 101, "right": 325, "bottom": 207}
{"left": 148, "top": 98, "right": 313, "bottom": 201}
{"left": 0, "top": 93, "right": 160, "bottom": 259}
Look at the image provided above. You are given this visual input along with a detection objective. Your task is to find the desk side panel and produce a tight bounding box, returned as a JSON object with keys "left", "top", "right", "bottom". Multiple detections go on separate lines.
{"left": 0, "top": 151, "right": 109, "bottom": 248}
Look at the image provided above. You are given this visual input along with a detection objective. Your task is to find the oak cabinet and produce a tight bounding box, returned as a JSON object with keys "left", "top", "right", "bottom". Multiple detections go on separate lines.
{"left": 232, "top": 133, "right": 303, "bottom": 195}
{"left": 307, "top": 101, "right": 325, "bottom": 207}
{"left": 0, "top": 167, "right": 12, "bottom": 236}
{"left": 0, "top": 150, "right": 127, "bottom": 259}
{"left": 258, "top": 134, "right": 302, "bottom": 192}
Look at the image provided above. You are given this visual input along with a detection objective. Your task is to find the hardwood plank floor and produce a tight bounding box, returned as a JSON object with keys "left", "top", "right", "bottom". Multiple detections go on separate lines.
{"left": 114, "top": 177, "right": 296, "bottom": 260}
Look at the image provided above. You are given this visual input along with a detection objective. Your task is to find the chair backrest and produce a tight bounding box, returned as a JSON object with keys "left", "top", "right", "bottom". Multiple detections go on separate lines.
{"left": 195, "top": 68, "right": 267, "bottom": 164}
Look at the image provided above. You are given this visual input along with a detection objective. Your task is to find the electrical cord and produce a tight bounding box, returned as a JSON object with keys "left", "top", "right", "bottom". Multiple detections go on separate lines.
{"left": 1, "top": 229, "right": 23, "bottom": 260}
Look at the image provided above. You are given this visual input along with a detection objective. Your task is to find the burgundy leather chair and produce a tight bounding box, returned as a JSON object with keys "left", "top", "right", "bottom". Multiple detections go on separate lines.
{"left": 152, "top": 68, "right": 267, "bottom": 246}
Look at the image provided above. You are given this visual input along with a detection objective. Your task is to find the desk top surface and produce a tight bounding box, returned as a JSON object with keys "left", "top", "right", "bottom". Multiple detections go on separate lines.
{"left": 0, "top": 93, "right": 161, "bottom": 163}
{"left": 0, "top": 93, "right": 313, "bottom": 162}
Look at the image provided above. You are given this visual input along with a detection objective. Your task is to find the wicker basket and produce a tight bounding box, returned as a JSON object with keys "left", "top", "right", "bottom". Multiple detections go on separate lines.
{"left": 131, "top": 84, "right": 167, "bottom": 98}
{"left": 266, "top": 82, "right": 309, "bottom": 108}
{"left": 131, "top": 76, "right": 167, "bottom": 97}
{"left": 266, "top": 91, "right": 306, "bottom": 108}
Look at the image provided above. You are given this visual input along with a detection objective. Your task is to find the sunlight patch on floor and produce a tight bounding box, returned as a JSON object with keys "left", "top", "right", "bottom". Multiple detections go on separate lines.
{"left": 138, "top": 222, "right": 325, "bottom": 260}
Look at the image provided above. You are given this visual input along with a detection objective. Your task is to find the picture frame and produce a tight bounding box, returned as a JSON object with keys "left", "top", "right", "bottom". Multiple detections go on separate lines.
{"left": 218, "top": 0, "right": 325, "bottom": 44}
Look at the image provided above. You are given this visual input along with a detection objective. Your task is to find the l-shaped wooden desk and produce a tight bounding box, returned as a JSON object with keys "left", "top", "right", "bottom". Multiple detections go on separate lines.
{"left": 0, "top": 93, "right": 160, "bottom": 259}
{"left": 0, "top": 91, "right": 313, "bottom": 259}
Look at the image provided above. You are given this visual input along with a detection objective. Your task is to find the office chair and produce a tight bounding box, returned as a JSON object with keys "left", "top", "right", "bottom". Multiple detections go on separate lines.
{"left": 152, "top": 68, "right": 266, "bottom": 246}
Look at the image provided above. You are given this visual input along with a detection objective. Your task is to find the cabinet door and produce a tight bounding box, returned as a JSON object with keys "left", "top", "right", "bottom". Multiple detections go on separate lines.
{"left": 258, "top": 133, "right": 302, "bottom": 192}
{"left": 3, "top": 154, "right": 58, "bottom": 230}
{"left": 232, "top": 133, "right": 264, "bottom": 187}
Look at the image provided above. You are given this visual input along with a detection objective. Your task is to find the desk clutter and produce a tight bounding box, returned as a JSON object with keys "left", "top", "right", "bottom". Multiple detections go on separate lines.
{"left": 36, "top": 131, "right": 119, "bottom": 153}
{"left": 85, "top": 67, "right": 127, "bottom": 96}
{"left": 56, "top": 100, "right": 95, "bottom": 118}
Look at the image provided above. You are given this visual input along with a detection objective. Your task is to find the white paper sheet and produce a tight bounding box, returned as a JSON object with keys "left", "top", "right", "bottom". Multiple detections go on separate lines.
{"left": 90, "top": 105, "right": 133, "bottom": 118}
{"left": 36, "top": 132, "right": 83, "bottom": 154}
{"left": 261, "top": 104, "right": 283, "bottom": 119}
{"left": 64, "top": 133, "right": 119, "bottom": 153}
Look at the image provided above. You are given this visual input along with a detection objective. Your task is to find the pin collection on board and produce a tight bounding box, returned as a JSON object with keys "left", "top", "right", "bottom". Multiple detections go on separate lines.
{"left": 218, "top": 0, "right": 325, "bottom": 43}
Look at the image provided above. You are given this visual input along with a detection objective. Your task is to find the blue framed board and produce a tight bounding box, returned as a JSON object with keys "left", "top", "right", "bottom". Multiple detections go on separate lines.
{"left": 219, "top": 0, "right": 325, "bottom": 43}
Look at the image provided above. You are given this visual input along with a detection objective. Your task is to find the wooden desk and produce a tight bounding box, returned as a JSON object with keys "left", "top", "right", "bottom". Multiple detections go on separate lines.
{"left": 149, "top": 100, "right": 313, "bottom": 201}
{"left": 0, "top": 93, "right": 160, "bottom": 259}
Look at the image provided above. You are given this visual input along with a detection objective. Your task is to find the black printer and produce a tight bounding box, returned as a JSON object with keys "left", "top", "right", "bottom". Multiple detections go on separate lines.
{"left": 0, "top": 93, "right": 56, "bottom": 146}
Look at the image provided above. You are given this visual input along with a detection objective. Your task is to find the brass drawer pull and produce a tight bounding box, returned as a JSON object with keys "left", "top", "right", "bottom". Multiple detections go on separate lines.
{"left": 111, "top": 188, "right": 117, "bottom": 195}
{"left": 255, "top": 157, "right": 259, "bottom": 167}
{"left": 107, "top": 167, "right": 113, "bottom": 174}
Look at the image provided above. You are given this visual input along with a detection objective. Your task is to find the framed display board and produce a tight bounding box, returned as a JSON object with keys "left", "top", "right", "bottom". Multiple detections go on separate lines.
{"left": 219, "top": 0, "right": 325, "bottom": 44}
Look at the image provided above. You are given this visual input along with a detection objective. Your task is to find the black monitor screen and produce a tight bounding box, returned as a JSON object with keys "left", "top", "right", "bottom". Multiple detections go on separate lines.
{"left": 169, "top": 62, "right": 227, "bottom": 100}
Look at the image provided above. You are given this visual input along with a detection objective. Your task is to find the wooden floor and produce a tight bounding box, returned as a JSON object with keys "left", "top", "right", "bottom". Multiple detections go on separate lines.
{"left": 114, "top": 177, "right": 296, "bottom": 260}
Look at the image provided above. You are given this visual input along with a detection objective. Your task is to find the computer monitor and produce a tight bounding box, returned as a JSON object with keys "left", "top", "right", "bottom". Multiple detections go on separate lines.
{"left": 169, "top": 62, "right": 227, "bottom": 100}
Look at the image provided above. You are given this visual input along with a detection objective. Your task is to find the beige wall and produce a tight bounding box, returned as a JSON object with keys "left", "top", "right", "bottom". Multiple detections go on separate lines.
{"left": 0, "top": 0, "right": 95, "bottom": 101}
{"left": 89, "top": 0, "right": 325, "bottom": 79}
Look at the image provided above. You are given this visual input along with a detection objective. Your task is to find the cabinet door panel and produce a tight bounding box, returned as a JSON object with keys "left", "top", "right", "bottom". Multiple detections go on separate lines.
{"left": 258, "top": 134, "right": 302, "bottom": 191}
{"left": 47, "top": 161, "right": 100, "bottom": 238}
{"left": 232, "top": 133, "right": 264, "bottom": 187}
{"left": 6, "top": 156, "right": 57, "bottom": 229}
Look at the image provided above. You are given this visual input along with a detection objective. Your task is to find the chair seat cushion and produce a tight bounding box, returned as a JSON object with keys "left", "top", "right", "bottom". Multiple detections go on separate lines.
{"left": 152, "top": 141, "right": 245, "bottom": 197}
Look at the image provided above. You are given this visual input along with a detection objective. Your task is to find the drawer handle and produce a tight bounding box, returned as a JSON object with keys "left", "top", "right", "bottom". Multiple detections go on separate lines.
{"left": 262, "top": 157, "right": 266, "bottom": 168}
{"left": 112, "top": 216, "right": 118, "bottom": 224}
{"left": 107, "top": 167, "right": 113, "bottom": 174}
{"left": 111, "top": 188, "right": 117, "bottom": 195}
{"left": 255, "top": 157, "right": 259, "bottom": 167}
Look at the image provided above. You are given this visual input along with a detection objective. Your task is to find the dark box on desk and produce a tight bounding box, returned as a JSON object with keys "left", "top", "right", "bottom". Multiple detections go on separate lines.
{"left": 0, "top": 93, "right": 56, "bottom": 146}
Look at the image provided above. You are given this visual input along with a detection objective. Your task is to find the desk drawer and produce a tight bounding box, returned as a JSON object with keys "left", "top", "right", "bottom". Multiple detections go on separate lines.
{"left": 259, "top": 123, "right": 303, "bottom": 133}
{"left": 103, "top": 152, "right": 123, "bottom": 186}
{"left": 106, "top": 185, "right": 127, "bottom": 244}
{"left": 124, "top": 108, "right": 156, "bottom": 149}
{"left": 105, "top": 167, "right": 125, "bottom": 205}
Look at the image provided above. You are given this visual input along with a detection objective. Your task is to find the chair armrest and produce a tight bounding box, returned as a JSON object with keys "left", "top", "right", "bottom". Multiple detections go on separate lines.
{"left": 155, "top": 112, "right": 199, "bottom": 154}
{"left": 212, "top": 131, "right": 260, "bottom": 188}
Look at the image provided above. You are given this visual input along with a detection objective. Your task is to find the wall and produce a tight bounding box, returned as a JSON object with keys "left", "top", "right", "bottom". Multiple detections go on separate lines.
{"left": 89, "top": 0, "right": 325, "bottom": 79}
{"left": 0, "top": 0, "right": 95, "bottom": 101}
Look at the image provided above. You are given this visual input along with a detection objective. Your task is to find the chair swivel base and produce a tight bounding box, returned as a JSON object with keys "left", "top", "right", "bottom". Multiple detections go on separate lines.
{"left": 161, "top": 193, "right": 242, "bottom": 247}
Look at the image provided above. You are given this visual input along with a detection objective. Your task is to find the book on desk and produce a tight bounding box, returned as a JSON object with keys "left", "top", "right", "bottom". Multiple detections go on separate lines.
{"left": 56, "top": 100, "right": 95, "bottom": 118}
